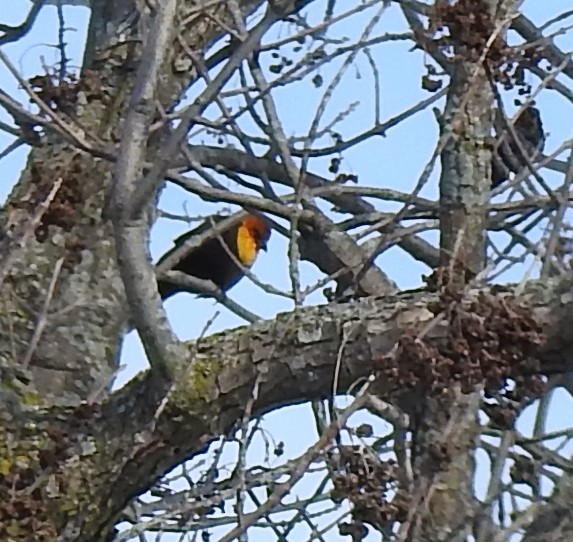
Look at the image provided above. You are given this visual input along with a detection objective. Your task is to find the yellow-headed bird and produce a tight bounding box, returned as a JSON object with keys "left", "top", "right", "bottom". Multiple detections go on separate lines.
{"left": 157, "top": 213, "right": 271, "bottom": 299}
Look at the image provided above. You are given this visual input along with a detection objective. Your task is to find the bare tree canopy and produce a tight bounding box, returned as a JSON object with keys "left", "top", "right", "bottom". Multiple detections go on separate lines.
{"left": 1, "top": 1, "right": 573, "bottom": 541}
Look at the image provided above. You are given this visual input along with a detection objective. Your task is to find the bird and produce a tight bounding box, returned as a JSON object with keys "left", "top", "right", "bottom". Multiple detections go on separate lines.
{"left": 156, "top": 213, "right": 271, "bottom": 300}
{"left": 491, "top": 106, "right": 545, "bottom": 188}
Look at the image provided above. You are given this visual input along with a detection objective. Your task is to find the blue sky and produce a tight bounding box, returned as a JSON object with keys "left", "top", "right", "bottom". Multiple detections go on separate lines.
{"left": 2, "top": 2, "right": 573, "bottom": 540}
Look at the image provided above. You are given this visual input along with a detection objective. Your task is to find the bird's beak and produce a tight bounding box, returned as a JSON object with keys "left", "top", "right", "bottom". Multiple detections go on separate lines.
{"left": 260, "top": 241, "right": 267, "bottom": 252}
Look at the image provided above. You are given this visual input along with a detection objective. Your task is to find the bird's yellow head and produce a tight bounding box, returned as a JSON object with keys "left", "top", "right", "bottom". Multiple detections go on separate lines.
{"left": 236, "top": 214, "right": 271, "bottom": 267}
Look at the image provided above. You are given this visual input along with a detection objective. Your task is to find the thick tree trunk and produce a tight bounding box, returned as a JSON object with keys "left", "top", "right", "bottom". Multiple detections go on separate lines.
{"left": 409, "top": 2, "right": 521, "bottom": 540}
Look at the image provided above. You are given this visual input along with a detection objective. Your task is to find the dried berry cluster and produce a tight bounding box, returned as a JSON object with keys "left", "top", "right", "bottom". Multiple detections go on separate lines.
{"left": 0, "top": 426, "right": 67, "bottom": 541}
{"left": 509, "top": 454, "right": 539, "bottom": 488}
{"left": 424, "top": 263, "right": 476, "bottom": 292}
{"left": 432, "top": 0, "right": 500, "bottom": 60}
{"left": 0, "top": 465, "right": 58, "bottom": 541}
{"left": 332, "top": 445, "right": 406, "bottom": 536}
{"left": 374, "top": 289, "right": 545, "bottom": 405}
{"left": 29, "top": 70, "right": 104, "bottom": 114}
{"left": 0, "top": 404, "right": 99, "bottom": 540}
{"left": 31, "top": 157, "right": 84, "bottom": 242}
{"left": 423, "top": 0, "right": 543, "bottom": 95}
{"left": 24, "top": 155, "right": 88, "bottom": 270}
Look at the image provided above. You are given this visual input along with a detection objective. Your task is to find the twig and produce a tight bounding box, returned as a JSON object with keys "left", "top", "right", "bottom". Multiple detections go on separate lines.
{"left": 22, "top": 257, "right": 65, "bottom": 369}
{"left": 214, "top": 386, "right": 370, "bottom": 542}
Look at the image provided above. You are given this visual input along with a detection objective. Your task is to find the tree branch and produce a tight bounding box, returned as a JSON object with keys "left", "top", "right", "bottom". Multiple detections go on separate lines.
{"left": 110, "top": 0, "right": 186, "bottom": 377}
{"left": 26, "top": 278, "right": 573, "bottom": 538}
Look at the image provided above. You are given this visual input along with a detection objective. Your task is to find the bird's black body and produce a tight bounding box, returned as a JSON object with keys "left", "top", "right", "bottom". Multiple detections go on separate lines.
{"left": 157, "top": 216, "right": 244, "bottom": 300}
{"left": 492, "top": 106, "right": 545, "bottom": 188}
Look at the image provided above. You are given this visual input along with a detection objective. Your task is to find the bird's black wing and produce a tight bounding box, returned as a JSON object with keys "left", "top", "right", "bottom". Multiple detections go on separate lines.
{"left": 170, "top": 215, "right": 227, "bottom": 249}
{"left": 492, "top": 106, "right": 545, "bottom": 188}
{"left": 156, "top": 215, "right": 228, "bottom": 268}
{"left": 156, "top": 215, "right": 242, "bottom": 299}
